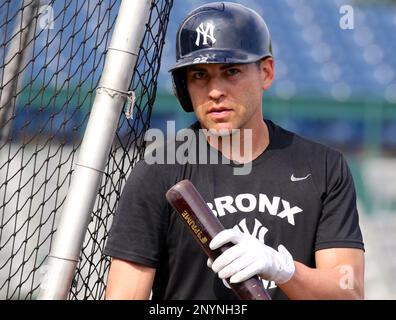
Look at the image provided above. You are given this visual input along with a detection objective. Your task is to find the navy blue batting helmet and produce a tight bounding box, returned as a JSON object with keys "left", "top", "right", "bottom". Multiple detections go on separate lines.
{"left": 169, "top": 2, "right": 273, "bottom": 112}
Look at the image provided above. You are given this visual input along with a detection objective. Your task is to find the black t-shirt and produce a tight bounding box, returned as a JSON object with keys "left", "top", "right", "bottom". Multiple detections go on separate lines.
{"left": 104, "top": 120, "right": 364, "bottom": 300}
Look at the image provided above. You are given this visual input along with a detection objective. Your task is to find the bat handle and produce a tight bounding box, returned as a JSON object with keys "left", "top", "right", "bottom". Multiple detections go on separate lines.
{"left": 231, "top": 278, "right": 271, "bottom": 300}
{"left": 212, "top": 244, "right": 271, "bottom": 300}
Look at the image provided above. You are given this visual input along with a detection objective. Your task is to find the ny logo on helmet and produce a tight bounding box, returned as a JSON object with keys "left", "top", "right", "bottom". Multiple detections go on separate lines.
{"left": 195, "top": 22, "right": 216, "bottom": 46}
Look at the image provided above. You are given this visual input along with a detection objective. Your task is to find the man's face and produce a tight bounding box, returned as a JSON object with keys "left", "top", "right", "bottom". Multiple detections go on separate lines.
{"left": 186, "top": 59, "right": 274, "bottom": 133}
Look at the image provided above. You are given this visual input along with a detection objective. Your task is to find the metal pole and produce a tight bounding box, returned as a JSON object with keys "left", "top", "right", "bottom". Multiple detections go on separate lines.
{"left": 37, "top": 0, "right": 152, "bottom": 300}
{"left": 0, "top": 0, "right": 39, "bottom": 145}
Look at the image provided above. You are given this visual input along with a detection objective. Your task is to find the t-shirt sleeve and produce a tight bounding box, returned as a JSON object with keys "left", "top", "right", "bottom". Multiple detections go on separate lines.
{"left": 104, "top": 161, "right": 169, "bottom": 267}
{"left": 315, "top": 151, "right": 364, "bottom": 251}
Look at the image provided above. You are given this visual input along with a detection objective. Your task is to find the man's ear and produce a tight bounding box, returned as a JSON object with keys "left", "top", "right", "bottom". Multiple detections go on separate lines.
{"left": 259, "top": 57, "right": 274, "bottom": 91}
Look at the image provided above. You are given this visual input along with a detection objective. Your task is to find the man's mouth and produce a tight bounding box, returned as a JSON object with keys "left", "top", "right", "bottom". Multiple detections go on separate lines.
{"left": 207, "top": 107, "right": 232, "bottom": 118}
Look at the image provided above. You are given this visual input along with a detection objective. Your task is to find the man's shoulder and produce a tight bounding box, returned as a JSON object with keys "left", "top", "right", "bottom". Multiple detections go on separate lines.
{"left": 268, "top": 119, "right": 342, "bottom": 159}
{"left": 142, "top": 121, "right": 204, "bottom": 164}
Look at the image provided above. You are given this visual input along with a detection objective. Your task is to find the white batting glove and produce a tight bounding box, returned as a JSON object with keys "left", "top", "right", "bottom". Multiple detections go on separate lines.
{"left": 208, "top": 229, "right": 295, "bottom": 284}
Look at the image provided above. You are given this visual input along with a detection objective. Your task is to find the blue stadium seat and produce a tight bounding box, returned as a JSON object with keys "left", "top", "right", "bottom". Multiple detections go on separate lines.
{"left": 158, "top": 0, "right": 396, "bottom": 101}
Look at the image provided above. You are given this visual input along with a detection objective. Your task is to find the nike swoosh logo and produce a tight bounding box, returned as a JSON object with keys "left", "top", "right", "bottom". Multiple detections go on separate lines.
{"left": 290, "top": 173, "right": 311, "bottom": 182}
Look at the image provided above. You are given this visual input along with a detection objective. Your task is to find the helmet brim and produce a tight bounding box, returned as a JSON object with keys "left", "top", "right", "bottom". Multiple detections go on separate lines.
{"left": 168, "top": 48, "right": 271, "bottom": 72}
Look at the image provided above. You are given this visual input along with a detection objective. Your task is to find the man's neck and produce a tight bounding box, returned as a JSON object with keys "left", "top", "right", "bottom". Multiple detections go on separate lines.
{"left": 205, "top": 120, "right": 269, "bottom": 164}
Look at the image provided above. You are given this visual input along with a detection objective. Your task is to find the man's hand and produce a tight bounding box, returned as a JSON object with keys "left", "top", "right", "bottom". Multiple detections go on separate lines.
{"left": 208, "top": 229, "right": 295, "bottom": 284}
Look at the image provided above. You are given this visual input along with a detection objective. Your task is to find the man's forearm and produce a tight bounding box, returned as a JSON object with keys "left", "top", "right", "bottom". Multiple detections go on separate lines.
{"left": 279, "top": 261, "right": 364, "bottom": 300}
{"left": 105, "top": 259, "right": 155, "bottom": 300}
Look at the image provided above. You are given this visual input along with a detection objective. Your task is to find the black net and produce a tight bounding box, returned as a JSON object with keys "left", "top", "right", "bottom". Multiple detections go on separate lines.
{"left": 0, "top": 0, "right": 173, "bottom": 300}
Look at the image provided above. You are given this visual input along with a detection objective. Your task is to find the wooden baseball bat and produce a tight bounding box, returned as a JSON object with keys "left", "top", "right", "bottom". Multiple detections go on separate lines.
{"left": 165, "top": 179, "right": 271, "bottom": 300}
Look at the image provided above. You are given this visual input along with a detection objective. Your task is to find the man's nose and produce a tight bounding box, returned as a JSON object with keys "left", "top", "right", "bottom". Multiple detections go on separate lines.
{"left": 207, "top": 78, "right": 226, "bottom": 101}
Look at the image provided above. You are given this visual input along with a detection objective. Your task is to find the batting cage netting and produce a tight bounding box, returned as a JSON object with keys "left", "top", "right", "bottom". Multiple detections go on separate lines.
{"left": 0, "top": 0, "right": 172, "bottom": 299}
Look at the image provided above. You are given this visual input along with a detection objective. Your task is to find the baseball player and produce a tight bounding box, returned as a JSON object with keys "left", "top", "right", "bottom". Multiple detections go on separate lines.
{"left": 104, "top": 2, "right": 364, "bottom": 300}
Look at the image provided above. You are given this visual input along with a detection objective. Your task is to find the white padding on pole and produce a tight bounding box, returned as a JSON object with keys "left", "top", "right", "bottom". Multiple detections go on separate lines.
{"left": 37, "top": 0, "right": 152, "bottom": 300}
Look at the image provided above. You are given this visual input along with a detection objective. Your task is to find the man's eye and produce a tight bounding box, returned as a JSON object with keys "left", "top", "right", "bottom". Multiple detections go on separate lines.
{"left": 193, "top": 72, "right": 206, "bottom": 79}
{"left": 226, "top": 68, "right": 240, "bottom": 76}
